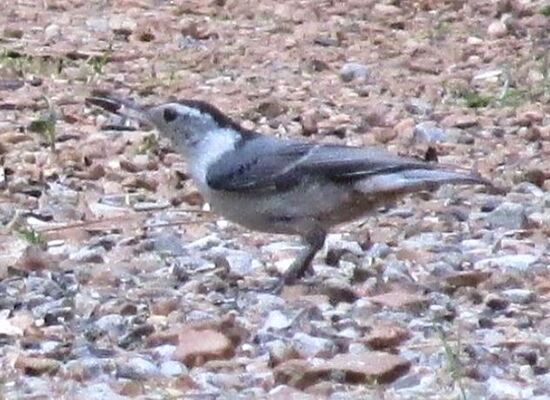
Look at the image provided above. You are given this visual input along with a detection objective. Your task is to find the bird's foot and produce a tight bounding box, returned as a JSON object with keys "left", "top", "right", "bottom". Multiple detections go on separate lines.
{"left": 283, "top": 257, "right": 315, "bottom": 284}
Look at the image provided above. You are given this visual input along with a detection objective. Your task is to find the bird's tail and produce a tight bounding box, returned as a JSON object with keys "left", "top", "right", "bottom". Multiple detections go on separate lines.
{"left": 354, "top": 167, "right": 492, "bottom": 194}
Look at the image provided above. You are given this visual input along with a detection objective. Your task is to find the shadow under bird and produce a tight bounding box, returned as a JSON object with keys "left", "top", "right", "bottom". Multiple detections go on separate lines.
{"left": 86, "top": 94, "right": 491, "bottom": 288}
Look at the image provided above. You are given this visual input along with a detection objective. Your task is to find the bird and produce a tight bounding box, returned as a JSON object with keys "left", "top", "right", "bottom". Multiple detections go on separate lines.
{"left": 85, "top": 94, "right": 491, "bottom": 288}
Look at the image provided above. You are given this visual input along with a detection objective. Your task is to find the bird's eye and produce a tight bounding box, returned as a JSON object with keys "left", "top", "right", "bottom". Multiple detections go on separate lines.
{"left": 163, "top": 108, "right": 178, "bottom": 122}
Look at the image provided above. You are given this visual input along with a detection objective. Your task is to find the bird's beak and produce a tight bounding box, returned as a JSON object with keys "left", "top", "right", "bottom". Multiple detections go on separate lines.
{"left": 85, "top": 92, "right": 151, "bottom": 125}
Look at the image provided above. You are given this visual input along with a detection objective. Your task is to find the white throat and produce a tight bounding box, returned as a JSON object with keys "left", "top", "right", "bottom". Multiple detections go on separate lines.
{"left": 187, "top": 128, "right": 240, "bottom": 193}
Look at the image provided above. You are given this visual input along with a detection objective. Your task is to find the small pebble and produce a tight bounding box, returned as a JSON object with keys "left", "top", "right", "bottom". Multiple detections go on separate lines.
{"left": 340, "top": 62, "right": 369, "bottom": 82}
{"left": 487, "top": 20, "right": 507, "bottom": 38}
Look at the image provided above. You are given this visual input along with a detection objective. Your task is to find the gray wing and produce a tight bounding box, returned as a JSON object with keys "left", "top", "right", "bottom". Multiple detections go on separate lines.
{"left": 205, "top": 136, "right": 486, "bottom": 192}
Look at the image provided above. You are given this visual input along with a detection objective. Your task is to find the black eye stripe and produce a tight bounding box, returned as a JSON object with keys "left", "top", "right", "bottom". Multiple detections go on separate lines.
{"left": 163, "top": 108, "right": 178, "bottom": 122}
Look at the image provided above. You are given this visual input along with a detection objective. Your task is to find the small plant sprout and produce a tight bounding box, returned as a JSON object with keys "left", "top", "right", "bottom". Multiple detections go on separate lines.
{"left": 438, "top": 326, "right": 467, "bottom": 400}
{"left": 17, "top": 225, "right": 47, "bottom": 247}
{"left": 461, "top": 90, "right": 492, "bottom": 109}
{"left": 539, "top": 4, "right": 550, "bottom": 17}
{"left": 85, "top": 42, "right": 113, "bottom": 81}
{"left": 28, "top": 95, "right": 57, "bottom": 152}
{"left": 137, "top": 133, "right": 159, "bottom": 155}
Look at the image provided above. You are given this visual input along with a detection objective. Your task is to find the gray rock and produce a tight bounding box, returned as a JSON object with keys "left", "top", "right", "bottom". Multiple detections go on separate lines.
{"left": 454, "top": 128, "right": 475, "bottom": 144}
{"left": 340, "top": 63, "right": 369, "bottom": 82}
{"left": 528, "top": 212, "right": 550, "bottom": 229}
{"left": 512, "top": 182, "right": 545, "bottom": 197}
{"left": 178, "top": 36, "right": 204, "bottom": 50}
{"left": 486, "top": 202, "right": 527, "bottom": 229}
{"left": 44, "top": 24, "right": 61, "bottom": 42}
{"left": 25, "top": 277, "right": 63, "bottom": 298}
{"left": 480, "top": 197, "right": 502, "bottom": 212}
{"left": 348, "top": 342, "right": 369, "bottom": 355}
{"left": 109, "top": 15, "right": 137, "bottom": 32}
{"left": 238, "top": 292, "right": 285, "bottom": 314}
{"left": 116, "top": 357, "right": 159, "bottom": 380}
{"left": 95, "top": 314, "right": 125, "bottom": 336}
{"left": 487, "top": 20, "right": 507, "bottom": 38}
{"left": 186, "top": 310, "right": 215, "bottom": 322}
{"left": 262, "top": 310, "right": 293, "bottom": 331}
{"left": 502, "top": 289, "right": 535, "bottom": 304}
{"left": 475, "top": 254, "right": 538, "bottom": 272}
{"left": 86, "top": 17, "right": 109, "bottom": 33}
{"left": 383, "top": 259, "right": 414, "bottom": 283}
{"left": 325, "top": 236, "right": 364, "bottom": 257}
{"left": 242, "top": 388, "right": 268, "bottom": 398}
{"left": 266, "top": 339, "right": 297, "bottom": 365}
{"left": 401, "top": 232, "right": 443, "bottom": 248}
{"left": 0, "top": 167, "right": 5, "bottom": 190}
{"left": 151, "top": 229, "right": 187, "bottom": 256}
{"left": 292, "top": 332, "right": 336, "bottom": 358}
{"left": 73, "top": 383, "right": 128, "bottom": 400}
{"left": 69, "top": 246, "right": 105, "bottom": 263}
{"left": 25, "top": 294, "right": 49, "bottom": 310}
{"left": 41, "top": 340, "right": 62, "bottom": 353}
{"left": 211, "top": 247, "right": 258, "bottom": 277}
{"left": 32, "top": 298, "right": 67, "bottom": 319}
{"left": 536, "top": 373, "right": 550, "bottom": 393}
{"left": 337, "top": 326, "right": 360, "bottom": 339}
{"left": 268, "top": 385, "right": 307, "bottom": 398}
{"left": 441, "top": 252, "right": 467, "bottom": 268}
{"left": 185, "top": 234, "right": 223, "bottom": 250}
{"left": 209, "top": 372, "right": 248, "bottom": 390}
{"left": 330, "top": 390, "right": 370, "bottom": 400}
{"left": 460, "top": 238, "right": 489, "bottom": 251}
{"left": 426, "top": 261, "right": 455, "bottom": 277}
{"left": 429, "top": 304, "right": 454, "bottom": 320}
{"left": 487, "top": 376, "right": 532, "bottom": 399}
{"left": 351, "top": 298, "right": 379, "bottom": 323}
{"left": 74, "top": 293, "right": 100, "bottom": 319}
{"left": 190, "top": 371, "right": 224, "bottom": 393}
{"left": 473, "top": 69, "right": 503, "bottom": 81}
{"left": 392, "top": 372, "right": 424, "bottom": 391}
{"left": 365, "top": 242, "right": 391, "bottom": 259}
{"left": 64, "top": 357, "right": 114, "bottom": 380}
{"left": 0, "top": 314, "right": 22, "bottom": 336}
{"left": 152, "top": 344, "right": 177, "bottom": 360}
{"left": 173, "top": 256, "right": 215, "bottom": 273}
{"left": 428, "top": 292, "right": 453, "bottom": 307}
{"left": 160, "top": 360, "right": 187, "bottom": 377}
{"left": 262, "top": 240, "right": 301, "bottom": 254}
{"left": 412, "top": 121, "right": 446, "bottom": 144}
{"left": 8, "top": 377, "right": 51, "bottom": 399}
{"left": 387, "top": 208, "right": 415, "bottom": 219}
{"left": 405, "top": 98, "right": 433, "bottom": 116}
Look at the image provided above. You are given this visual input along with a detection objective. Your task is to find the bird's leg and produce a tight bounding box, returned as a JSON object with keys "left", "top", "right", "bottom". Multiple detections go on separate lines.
{"left": 282, "top": 228, "right": 327, "bottom": 285}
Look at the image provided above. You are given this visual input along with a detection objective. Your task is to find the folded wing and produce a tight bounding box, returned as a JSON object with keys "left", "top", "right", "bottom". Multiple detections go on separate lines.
{"left": 206, "top": 137, "right": 489, "bottom": 193}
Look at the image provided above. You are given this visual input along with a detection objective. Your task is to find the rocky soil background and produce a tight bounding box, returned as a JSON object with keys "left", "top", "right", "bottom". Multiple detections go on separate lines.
{"left": 1, "top": 0, "right": 549, "bottom": 399}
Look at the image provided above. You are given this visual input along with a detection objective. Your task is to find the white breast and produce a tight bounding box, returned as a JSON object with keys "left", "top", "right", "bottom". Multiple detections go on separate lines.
{"left": 187, "top": 129, "right": 239, "bottom": 195}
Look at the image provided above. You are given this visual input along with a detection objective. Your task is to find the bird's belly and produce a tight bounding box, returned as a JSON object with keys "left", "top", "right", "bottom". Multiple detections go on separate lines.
{"left": 203, "top": 182, "right": 356, "bottom": 235}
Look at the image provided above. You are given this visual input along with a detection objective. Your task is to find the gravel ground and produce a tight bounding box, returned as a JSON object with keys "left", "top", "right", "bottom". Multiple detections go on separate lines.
{"left": 1, "top": 0, "right": 549, "bottom": 399}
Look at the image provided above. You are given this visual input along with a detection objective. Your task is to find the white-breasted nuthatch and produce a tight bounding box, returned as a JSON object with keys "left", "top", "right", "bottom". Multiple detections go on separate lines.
{"left": 86, "top": 94, "right": 491, "bottom": 287}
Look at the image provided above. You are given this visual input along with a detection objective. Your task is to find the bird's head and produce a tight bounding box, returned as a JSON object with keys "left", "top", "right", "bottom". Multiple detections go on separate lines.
{"left": 86, "top": 95, "right": 245, "bottom": 155}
